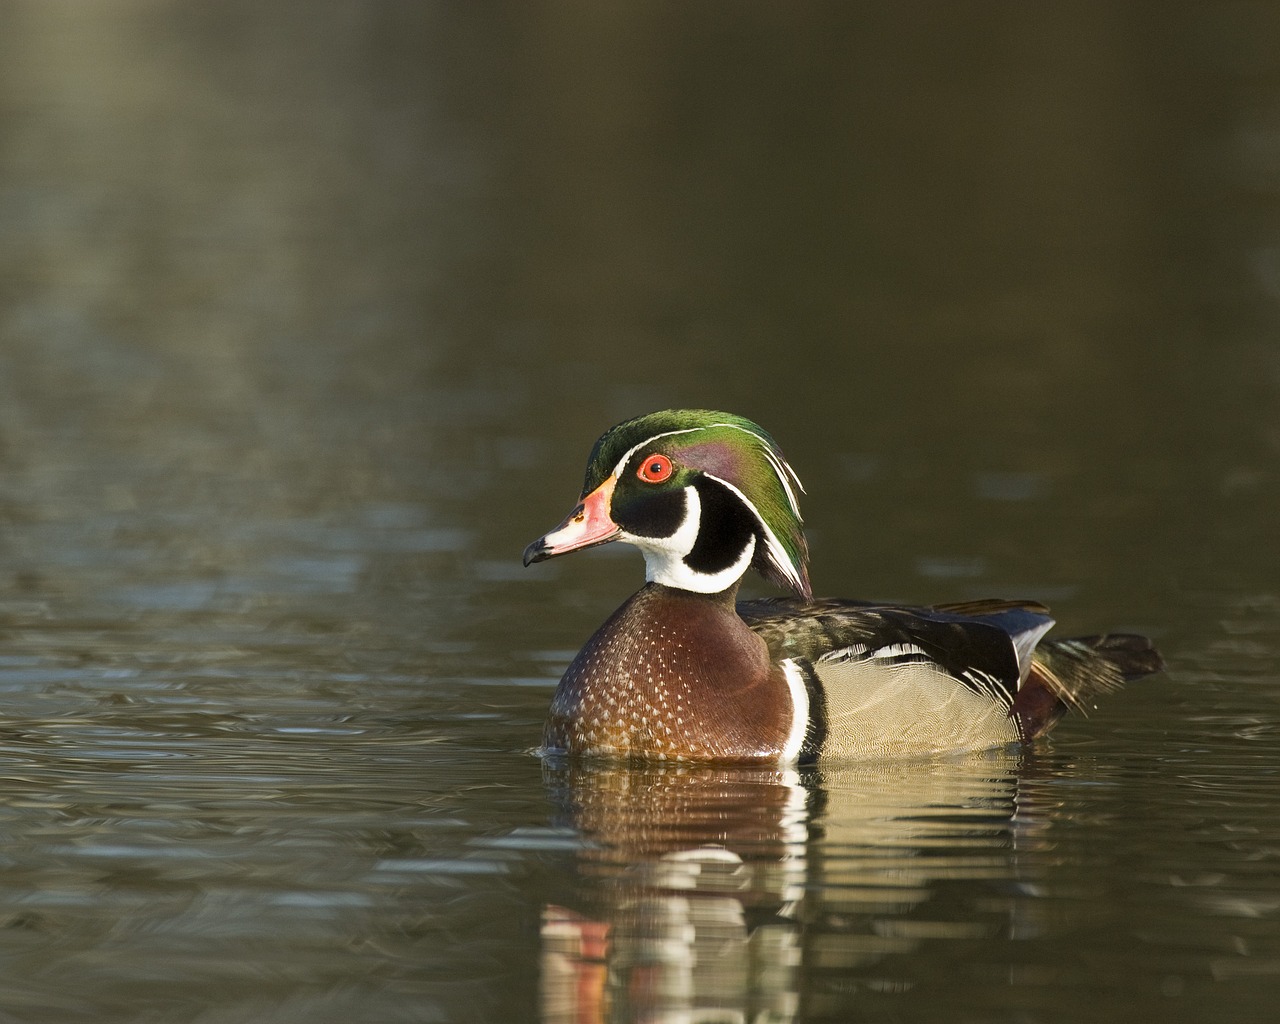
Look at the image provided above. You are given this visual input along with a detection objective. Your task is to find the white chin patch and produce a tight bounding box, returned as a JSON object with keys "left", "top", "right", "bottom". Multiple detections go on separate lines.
{"left": 620, "top": 485, "right": 756, "bottom": 594}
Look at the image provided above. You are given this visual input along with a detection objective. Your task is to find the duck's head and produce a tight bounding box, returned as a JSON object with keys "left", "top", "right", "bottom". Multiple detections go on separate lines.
{"left": 523, "top": 410, "right": 811, "bottom": 599}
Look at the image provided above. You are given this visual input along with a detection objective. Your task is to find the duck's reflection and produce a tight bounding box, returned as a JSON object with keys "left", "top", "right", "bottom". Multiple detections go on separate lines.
{"left": 540, "top": 750, "right": 1049, "bottom": 1023}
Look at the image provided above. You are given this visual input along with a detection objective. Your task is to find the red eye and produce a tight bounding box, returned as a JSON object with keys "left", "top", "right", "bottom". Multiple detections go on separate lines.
{"left": 637, "top": 453, "right": 673, "bottom": 483}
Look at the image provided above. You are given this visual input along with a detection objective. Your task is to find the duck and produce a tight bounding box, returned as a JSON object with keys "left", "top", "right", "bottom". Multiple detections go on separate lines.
{"left": 523, "top": 409, "right": 1162, "bottom": 764}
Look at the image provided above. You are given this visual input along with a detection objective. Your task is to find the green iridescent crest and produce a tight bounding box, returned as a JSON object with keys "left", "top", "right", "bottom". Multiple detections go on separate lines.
{"left": 583, "top": 409, "right": 812, "bottom": 599}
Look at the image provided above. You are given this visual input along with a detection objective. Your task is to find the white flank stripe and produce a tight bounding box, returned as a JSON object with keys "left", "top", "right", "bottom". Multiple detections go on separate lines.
{"left": 870, "top": 643, "right": 931, "bottom": 661}
{"left": 820, "top": 643, "right": 869, "bottom": 664}
{"left": 780, "top": 659, "right": 810, "bottom": 762}
{"left": 961, "top": 667, "right": 1014, "bottom": 708}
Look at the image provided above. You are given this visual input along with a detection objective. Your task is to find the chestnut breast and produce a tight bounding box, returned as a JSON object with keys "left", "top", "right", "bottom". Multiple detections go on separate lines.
{"left": 543, "top": 584, "right": 793, "bottom": 762}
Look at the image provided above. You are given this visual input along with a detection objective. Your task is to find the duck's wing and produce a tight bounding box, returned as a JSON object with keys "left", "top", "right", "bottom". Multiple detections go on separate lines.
{"left": 741, "top": 597, "right": 1053, "bottom": 703}
{"left": 742, "top": 597, "right": 1161, "bottom": 760}
{"left": 739, "top": 597, "right": 1054, "bottom": 760}
{"left": 743, "top": 596, "right": 1161, "bottom": 761}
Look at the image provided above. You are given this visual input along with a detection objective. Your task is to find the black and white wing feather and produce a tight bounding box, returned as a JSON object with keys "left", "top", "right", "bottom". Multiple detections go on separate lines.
{"left": 740, "top": 598, "right": 1055, "bottom": 760}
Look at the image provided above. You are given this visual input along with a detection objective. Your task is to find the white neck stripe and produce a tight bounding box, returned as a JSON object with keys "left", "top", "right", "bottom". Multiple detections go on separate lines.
{"left": 617, "top": 483, "right": 756, "bottom": 594}
{"left": 703, "top": 472, "right": 806, "bottom": 598}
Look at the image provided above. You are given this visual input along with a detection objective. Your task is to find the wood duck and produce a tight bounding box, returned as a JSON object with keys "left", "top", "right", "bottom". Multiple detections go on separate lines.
{"left": 523, "top": 410, "right": 1162, "bottom": 764}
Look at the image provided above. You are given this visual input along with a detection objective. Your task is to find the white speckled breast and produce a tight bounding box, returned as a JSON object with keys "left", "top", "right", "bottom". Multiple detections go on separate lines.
{"left": 542, "top": 584, "right": 793, "bottom": 762}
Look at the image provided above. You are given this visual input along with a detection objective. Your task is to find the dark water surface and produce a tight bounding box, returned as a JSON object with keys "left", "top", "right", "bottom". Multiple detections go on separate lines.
{"left": 2, "top": 4, "right": 1279, "bottom": 1022}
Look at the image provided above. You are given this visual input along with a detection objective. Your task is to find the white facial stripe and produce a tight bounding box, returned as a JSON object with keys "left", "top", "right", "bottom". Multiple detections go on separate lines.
{"left": 617, "top": 483, "right": 756, "bottom": 593}
{"left": 605, "top": 420, "right": 805, "bottom": 595}
{"left": 610, "top": 426, "right": 713, "bottom": 479}
{"left": 760, "top": 444, "right": 804, "bottom": 515}
{"left": 704, "top": 472, "right": 806, "bottom": 598}
{"left": 610, "top": 422, "right": 805, "bottom": 517}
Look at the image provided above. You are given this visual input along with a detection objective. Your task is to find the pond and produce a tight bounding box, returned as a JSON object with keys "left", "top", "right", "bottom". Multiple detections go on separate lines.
{"left": 1, "top": 4, "right": 1278, "bottom": 1022}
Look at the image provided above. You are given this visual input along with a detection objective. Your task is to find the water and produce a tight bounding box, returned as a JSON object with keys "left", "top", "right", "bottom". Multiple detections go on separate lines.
{"left": 1, "top": 4, "right": 1279, "bottom": 1021}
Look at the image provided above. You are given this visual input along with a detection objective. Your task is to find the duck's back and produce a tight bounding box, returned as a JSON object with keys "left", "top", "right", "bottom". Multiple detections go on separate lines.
{"left": 741, "top": 597, "right": 1162, "bottom": 761}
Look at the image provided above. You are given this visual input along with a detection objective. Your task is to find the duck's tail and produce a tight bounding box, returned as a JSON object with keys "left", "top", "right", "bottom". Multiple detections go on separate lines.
{"left": 1012, "top": 633, "right": 1164, "bottom": 739}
